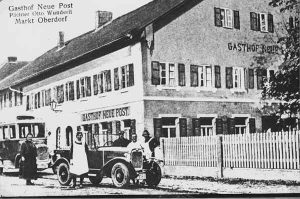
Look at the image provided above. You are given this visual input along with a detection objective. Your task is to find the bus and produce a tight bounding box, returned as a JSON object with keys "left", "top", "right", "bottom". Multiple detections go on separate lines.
{"left": 0, "top": 115, "right": 50, "bottom": 174}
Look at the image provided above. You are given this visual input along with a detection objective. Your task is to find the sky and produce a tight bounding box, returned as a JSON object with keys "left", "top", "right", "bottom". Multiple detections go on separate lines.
{"left": 0, "top": 0, "right": 152, "bottom": 64}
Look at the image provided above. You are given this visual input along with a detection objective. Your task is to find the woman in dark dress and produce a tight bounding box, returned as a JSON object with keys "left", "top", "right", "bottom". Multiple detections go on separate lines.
{"left": 20, "top": 133, "right": 37, "bottom": 185}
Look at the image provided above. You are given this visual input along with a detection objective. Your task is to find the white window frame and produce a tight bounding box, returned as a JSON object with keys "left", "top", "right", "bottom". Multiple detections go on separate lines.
{"left": 232, "top": 114, "right": 251, "bottom": 134}
{"left": 157, "top": 63, "right": 180, "bottom": 90}
{"left": 197, "top": 114, "right": 217, "bottom": 136}
{"left": 260, "top": 13, "right": 268, "bottom": 32}
{"left": 231, "top": 67, "right": 245, "bottom": 92}
{"left": 196, "top": 65, "right": 216, "bottom": 92}
{"left": 65, "top": 81, "right": 74, "bottom": 102}
{"left": 220, "top": 8, "right": 233, "bottom": 29}
{"left": 158, "top": 114, "right": 181, "bottom": 138}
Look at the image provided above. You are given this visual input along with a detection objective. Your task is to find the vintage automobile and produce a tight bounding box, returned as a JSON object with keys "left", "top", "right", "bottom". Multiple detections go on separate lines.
{"left": 0, "top": 115, "right": 50, "bottom": 174}
{"left": 51, "top": 144, "right": 162, "bottom": 188}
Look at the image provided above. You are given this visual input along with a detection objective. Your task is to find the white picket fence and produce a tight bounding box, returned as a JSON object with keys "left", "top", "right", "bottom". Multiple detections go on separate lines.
{"left": 162, "top": 136, "right": 218, "bottom": 167}
{"left": 161, "top": 130, "right": 300, "bottom": 170}
{"left": 223, "top": 131, "right": 300, "bottom": 169}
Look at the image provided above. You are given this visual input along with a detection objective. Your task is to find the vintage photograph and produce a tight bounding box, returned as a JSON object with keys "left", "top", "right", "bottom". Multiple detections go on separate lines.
{"left": 0, "top": 0, "right": 299, "bottom": 197}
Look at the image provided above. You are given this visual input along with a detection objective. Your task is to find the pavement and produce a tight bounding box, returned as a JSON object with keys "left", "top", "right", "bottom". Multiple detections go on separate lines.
{"left": 1, "top": 169, "right": 300, "bottom": 197}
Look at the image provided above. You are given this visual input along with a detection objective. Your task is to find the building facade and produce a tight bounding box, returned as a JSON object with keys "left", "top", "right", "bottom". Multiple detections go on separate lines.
{"left": 0, "top": 0, "right": 295, "bottom": 145}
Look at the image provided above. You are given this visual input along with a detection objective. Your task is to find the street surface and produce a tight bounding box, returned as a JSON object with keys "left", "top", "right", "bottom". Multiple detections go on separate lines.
{"left": 1, "top": 169, "right": 300, "bottom": 197}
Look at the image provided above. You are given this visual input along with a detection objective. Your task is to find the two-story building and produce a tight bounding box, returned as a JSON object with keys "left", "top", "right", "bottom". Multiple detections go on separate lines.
{"left": 0, "top": 0, "right": 293, "bottom": 145}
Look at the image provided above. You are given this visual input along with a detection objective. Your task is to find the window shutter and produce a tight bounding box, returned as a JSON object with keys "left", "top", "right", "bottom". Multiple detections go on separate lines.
{"left": 257, "top": 68, "right": 266, "bottom": 89}
{"left": 216, "top": 118, "right": 223, "bottom": 135}
{"left": 249, "top": 118, "right": 256, "bottom": 133}
{"left": 233, "top": 10, "right": 240, "bottom": 29}
{"left": 93, "top": 75, "right": 99, "bottom": 95}
{"left": 26, "top": 95, "right": 30, "bottom": 110}
{"left": 99, "top": 73, "right": 104, "bottom": 94}
{"left": 20, "top": 88, "right": 23, "bottom": 105}
{"left": 179, "top": 118, "right": 187, "bottom": 137}
{"left": 248, "top": 69, "right": 254, "bottom": 89}
{"left": 221, "top": 116, "right": 228, "bottom": 135}
{"left": 214, "top": 65, "right": 221, "bottom": 88}
{"left": 116, "top": 121, "right": 121, "bottom": 135}
{"left": 114, "top": 68, "right": 119, "bottom": 91}
{"left": 151, "top": 61, "right": 160, "bottom": 85}
{"left": 106, "top": 70, "right": 112, "bottom": 92}
{"left": 289, "top": 17, "right": 294, "bottom": 29}
{"left": 130, "top": 119, "right": 136, "bottom": 140}
{"left": 178, "top": 63, "right": 186, "bottom": 86}
{"left": 269, "top": 70, "right": 275, "bottom": 82}
{"left": 226, "top": 67, "right": 233, "bottom": 88}
{"left": 227, "top": 118, "right": 235, "bottom": 134}
{"left": 244, "top": 68, "right": 248, "bottom": 90}
{"left": 192, "top": 118, "right": 200, "bottom": 136}
{"left": 128, "top": 64, "right": 134, "bottom": 87}
{"left": 190, "top": 65, "right": 199, "bottom": 87}
{"left": 65, "top": 83, "right": 69, "bottom": 101}
{"left": 86, "top": 77, "right": 91, "bottom": 97}
{"left": 268, "top": 14, "right": 274, "bottom": 32}
{"left": 250, "top": 12, "right": 256, "bottom": 30}
{"left": 214, "top": 7, "right": 222, "bottom": 27}
{"left": 153, "top": 118, "right": 162, "bottom": 138}
{"left": 76, "top": 80, "right": 80, "bottom": 99}
{"left": 69, "top": 82, "right": 74, "bottom": 101}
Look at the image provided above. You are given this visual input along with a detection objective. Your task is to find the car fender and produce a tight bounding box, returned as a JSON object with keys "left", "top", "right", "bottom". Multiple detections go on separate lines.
{"left": 102, "top": 157, "right": 137, "bottom": 178}
{"left": 14, "top": 153, "right": 21, "bottom": 168}
{"left": 52, "top": 157, "right": 70, "bottom": 169}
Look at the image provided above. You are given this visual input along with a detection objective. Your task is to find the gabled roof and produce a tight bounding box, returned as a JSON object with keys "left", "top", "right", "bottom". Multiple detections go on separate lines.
{"left": 0, "top": 0, "right": 190, "bottom": 90}
{"left": 0, "top": 61, "right": 29, "bottom": 83}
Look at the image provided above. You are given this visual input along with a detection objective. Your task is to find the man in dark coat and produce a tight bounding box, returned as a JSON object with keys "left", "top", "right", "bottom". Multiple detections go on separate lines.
{"left": 113, "top": 131, "right": 130, "bottom": 147}
{"left": 20, "top": 133, "right": 37, "bottom": 185}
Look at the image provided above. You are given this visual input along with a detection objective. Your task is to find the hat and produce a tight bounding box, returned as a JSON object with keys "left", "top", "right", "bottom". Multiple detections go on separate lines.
{"left": 142, "top": 130, "right": 149, "bottom": 136}
{"left": 77, "top": 126, "right": 82, "bottom": 132}
{"left": 119, "top": 130, "right": 125, "bottom": 135}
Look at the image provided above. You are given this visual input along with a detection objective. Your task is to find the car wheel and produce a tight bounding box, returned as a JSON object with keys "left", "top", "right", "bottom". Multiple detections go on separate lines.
{"left": 57, "top": 162, "right": 71, "bottom": 186}
{"left": 111, "top": 162, "right": 130, "bottom": 188}
{"left": 89, "top": 172, "right": 103, "bottom": 185}
{"left": 145, "top": 161, "right": 161, "bottom": 187}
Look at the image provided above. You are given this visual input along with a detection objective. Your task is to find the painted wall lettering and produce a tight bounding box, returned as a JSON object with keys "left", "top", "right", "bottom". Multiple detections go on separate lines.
{"left": 228, "top": 42, "right": 279, "bottom": 54}
{"left": 81, "top": 106, "right": 130, "bottom": 122}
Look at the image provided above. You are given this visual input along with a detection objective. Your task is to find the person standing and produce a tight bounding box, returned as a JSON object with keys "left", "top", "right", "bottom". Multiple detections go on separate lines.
{"left": 141, "top": 130, "right": 160, "bottom": 160}
{"left": 127, "top": 133, "right": 142, "bottom": 151}
{"left": 20, "top": 133, "right": 37, "bottom": 185}
{"left": 69, "top": 127, "right": 89, "bottom": 188}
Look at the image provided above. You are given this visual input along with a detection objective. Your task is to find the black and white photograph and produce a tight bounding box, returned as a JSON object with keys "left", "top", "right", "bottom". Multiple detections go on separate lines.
{"left": 0, "top": 0, "right": 299, "bottom": 197}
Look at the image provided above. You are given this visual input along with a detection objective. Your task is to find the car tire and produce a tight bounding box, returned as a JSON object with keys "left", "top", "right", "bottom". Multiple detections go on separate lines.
{"left": 57, "top": 162, "right": 71, "bottom": 186}
{"left": 145, "top": 161, "right": 162, "bottom": 187}
{"left": 89, "top": 172, "right": 103, "bottom": 185}
{"left": 111, "top": 162, "right": 130, "bottom": 188}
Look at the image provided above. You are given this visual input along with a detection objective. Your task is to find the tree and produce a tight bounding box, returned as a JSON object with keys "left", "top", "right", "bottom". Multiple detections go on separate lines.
{"left": 262, "top": 0, "right": 300, "bottom": 117}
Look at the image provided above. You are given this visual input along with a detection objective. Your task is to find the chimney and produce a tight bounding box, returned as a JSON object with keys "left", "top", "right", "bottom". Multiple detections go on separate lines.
{"left": 8, "top": 56, "right": 17, "bottom": 63}
{"left": 95, "top": 11, "right": 113, "bottom": 29}
{"left": 58, "top": 31, "right": 65, "bottom": 48}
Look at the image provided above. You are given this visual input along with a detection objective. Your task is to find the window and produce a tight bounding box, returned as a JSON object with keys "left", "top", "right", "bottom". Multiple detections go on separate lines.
{"left": 199, "top": 117, "right": 214, "bottom": 136}
{"left": 120, "top": 64, "right": 134, "bottom": 89}
{"left": 19, "top": 124, "right": 31, "bottom": 138}
{"left": 3, "top": 126, "right": 9, "bottom": 139}
{"left": 77, "top": 76, "right": 92, "bottom": 99}
{"left": 178, "top": 64, "right": 186, "bottom": 86}
{"left": 250, "top": 12, "right": 274, "bottom": 33}
{"left": 9, "top": 125, "right": 16, "bottom": 139}
{"left": 45, "top": 89, "right": 51, "bottom": 106}
{"left": 214, "top": 7, "right": 240, "bottom": 29}
{"left": 199, "top": 65, "right": 212, "bottom": 88}
{"left": 233, "top": 67, "right": 244, "bottom": 89}
{"left": 65, "top": 81, "right": 75, "bottom": 101}
{"left": 56, "top": 85, "right": 64, "bottom": 104}
{"left": 289, "top": 16, "right": 300, "bottom": 29}
{"left": 257, "top": 68, "right": 267, "bottom": 89}
{"left": 161, "top": 117, "right": 177, "bottom": 138}
{"left": 234, "top": 117, "right": 247, "bottom": 134}
{"left": 226, "top": 67, "right": 245, "bottom": 90}
{"left": 190, "top": 65, "right": 198, "bottom": 87}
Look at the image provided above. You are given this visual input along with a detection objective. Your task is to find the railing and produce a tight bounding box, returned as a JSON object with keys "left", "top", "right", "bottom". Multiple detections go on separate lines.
{"left": 161, "top": 130, "right": 300, "bottom": 170}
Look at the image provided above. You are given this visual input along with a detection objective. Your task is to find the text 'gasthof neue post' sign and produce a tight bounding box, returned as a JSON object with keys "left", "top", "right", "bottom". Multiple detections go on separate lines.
{"left": 81, "top": 107, "right": 130, "bottom": 122}
{"left": 228, "top": 42, "right": 280, "bottom": 54}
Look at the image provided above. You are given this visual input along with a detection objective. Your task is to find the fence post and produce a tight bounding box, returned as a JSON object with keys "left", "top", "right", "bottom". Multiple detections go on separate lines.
{"left": 217, "top": 135, "right": 223, "bottom": 178}
{"left": 161, "top": 138, "right": 165, "bottom": 165}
